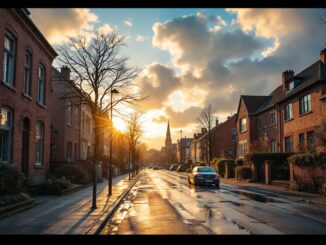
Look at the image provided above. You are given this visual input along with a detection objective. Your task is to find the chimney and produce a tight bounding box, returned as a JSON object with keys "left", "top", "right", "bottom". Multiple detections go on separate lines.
{"left": 227, "top": 116, "right": 230, "bottom": 120}
{"left": 215, "top": 118, "right": 219, "bottom": 127}
{"left": 61, "top": 66, "right": 71, "bottom": 80}
{"left": 282, "top": 70, "right": 294, "bottom": 90}
{"left": 320, "top": 48, "right": 326, "bottom": 64}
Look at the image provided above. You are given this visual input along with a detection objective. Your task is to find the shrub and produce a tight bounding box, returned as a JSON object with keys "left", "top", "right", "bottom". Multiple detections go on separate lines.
{"left": 0, "top": 163, "right": 26, "bottom": 195}
{"left": 0, "top": 193, "right": 31, "bottom": 207}
{"left": 235, "top": 166, "right": 252, "bottom": 179}
{"left": 54, "top": 163, "right": 91, "bottom": 184}
{"left": 36, "top": 177, "right": 72, "bottom": 195}
{"left": 288, "top": 152, "right": 326, "bottom": 168}
{"left": 245, "top": 152, "right": 293, "bottom": 164}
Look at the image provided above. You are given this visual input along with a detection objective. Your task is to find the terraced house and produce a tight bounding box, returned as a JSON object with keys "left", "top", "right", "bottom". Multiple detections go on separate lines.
{"left": 0, "top": 9, "right": 57, "bottom": 184}
{"left": 236, "top": 48, "right": 326, "bottom": 159}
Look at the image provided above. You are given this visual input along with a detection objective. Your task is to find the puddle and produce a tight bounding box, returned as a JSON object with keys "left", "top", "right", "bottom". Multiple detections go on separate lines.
{"left": 229, "top": 190, "right": 284, "bottom": 203}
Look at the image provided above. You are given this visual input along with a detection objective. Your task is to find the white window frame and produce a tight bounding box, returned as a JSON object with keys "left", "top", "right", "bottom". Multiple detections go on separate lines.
{"left": 240, "top": 117, "right": 247, "bottom": 133}
{"left": 299, "top": 94, "right": 311, "bottom": 115}
{"left": 284, "top": 103, "right": 293, "bottom": 121}
{"left": 35, "top": 122, "right": 44, "bottom": 166}
{"left": 24, "top": 52, "right": 32, "bottom": 96}
{"left": 38, "top": 65, "right": 45, "bottom": 105}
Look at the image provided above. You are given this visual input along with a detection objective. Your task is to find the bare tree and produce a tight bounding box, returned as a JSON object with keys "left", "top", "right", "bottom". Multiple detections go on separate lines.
{"left": 196, "top": 104, "right": 216, "bottom": 166}
{"left": 56, "top": 32, "right": 143, "bottom": 166}
{"left": 126, "top": 112, "right": 143, "bottom": 179}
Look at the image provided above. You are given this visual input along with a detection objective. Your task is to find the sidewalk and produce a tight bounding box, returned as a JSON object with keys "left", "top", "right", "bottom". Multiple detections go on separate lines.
{"left": 0, "top": 173, "right": 137, "bottom": 234}
{"left": 221, "top": 178, "right": 326, "bottom": 208}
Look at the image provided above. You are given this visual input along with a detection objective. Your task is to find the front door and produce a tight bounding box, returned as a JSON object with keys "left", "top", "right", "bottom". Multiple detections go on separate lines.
{"left": 21, "top": 118, "right": 30, "bottom": 178}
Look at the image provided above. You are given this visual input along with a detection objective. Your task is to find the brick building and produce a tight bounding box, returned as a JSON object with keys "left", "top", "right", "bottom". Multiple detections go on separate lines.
{"left": 210, "top": 114, "right": 237, "bottom": 159}
{"left": 236, "top": 49, "right": 326, "bottom": 159}
{"left": 50, "top": 67, "right": 94, "bottom": 164}
{"left": 0, "top": 9, "right": 57, "bottom": 184}
{"left": 177, "top": 137, "right": 193, "bottom": 163}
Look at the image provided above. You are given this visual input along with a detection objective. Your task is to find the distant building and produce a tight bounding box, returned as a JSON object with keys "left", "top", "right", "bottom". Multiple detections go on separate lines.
{"left": 161, "top": 121, "right": 177, "bottom": 166}
{"left": 50, "top": 67, "right": 94, "bottom": 164}
{"left": 0, "top": 9, "right": 57, "bottom": 184}
{"left": 177, "top": 137, "right": 194, "bottom": 163}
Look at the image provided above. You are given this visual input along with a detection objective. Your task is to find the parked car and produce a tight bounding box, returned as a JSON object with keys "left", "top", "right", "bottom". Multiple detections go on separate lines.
{"left": 169, "top": 164, "right": 179, "bottom": 171}
{"left": 188, "top": 166, "right": 220, "bottom": 187}
{"left": 176, "top": 164, "right": 187, "bottom": 172}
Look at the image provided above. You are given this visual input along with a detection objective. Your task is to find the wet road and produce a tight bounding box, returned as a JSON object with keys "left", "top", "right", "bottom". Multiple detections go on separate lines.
{"left": 101, "top": 169, "right": 326, "bottom": 234}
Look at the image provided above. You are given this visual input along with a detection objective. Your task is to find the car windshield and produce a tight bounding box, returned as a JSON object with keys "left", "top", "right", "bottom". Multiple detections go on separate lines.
{"left": 197, "top": 167, "right": 216, "bottom": 173}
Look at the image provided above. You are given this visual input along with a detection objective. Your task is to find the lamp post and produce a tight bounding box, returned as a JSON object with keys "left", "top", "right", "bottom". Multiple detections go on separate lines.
{"left": 180, "top": 130, "right": 182, "bottom": 163}
{"left": 109, "top": 88, "right": 119, "bottom": 196}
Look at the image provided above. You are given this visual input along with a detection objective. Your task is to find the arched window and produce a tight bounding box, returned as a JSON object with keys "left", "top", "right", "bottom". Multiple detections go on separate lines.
{"left": 0, "top": 107, "right": 13, "bottom": 163}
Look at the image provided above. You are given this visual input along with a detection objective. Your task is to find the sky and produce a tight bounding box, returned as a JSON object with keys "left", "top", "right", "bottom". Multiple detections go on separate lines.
{"left": 29, "top": 8, "right": 326, "bottom": 150}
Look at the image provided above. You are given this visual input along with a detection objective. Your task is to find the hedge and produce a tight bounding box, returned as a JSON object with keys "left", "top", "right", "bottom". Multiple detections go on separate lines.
{"left": 0, "top": 163, "right": 26, "bottom": 195}
{"left": 287, "top": 152, "right": 326, "bottom": 168}
{"left": 54, "top": 163, "right": 91, "bottom": 184}
{"left": 245, "top": 152, "right": 293, "bottom": 164}
{"left": 36, "top": 177, "right": 72, "bottom": 195}
{"left": 235, "top": 166, "right": 252, "bottom": 179}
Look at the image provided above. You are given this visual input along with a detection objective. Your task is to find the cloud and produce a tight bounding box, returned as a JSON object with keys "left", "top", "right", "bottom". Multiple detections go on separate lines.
{"left": 124, "top": 19, "right": 133, "bottom": 27}
{"left": 152, "top": 13, "right": 264, "bottom": 77}
{"left": 29, "top": 8, "right": 99, "bottom": 45}
{"left": 136, "top": 63, "right": 181, "bottom": 111}
{"left": 149, "top": 9, "right": 326, "bottom": 125}
{"left": 98, "top": 23, "right": 115, "bottom": 35}
{"left": 135, "top": 34, "right": 148, "bottom": 43}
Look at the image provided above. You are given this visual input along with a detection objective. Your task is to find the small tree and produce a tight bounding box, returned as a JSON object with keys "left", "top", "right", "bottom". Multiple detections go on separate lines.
{"left": 197, "top": 104, "right": 215, "bottom": 165}
{"left": 126, "top": 112, "right": 143, "bottom": 179}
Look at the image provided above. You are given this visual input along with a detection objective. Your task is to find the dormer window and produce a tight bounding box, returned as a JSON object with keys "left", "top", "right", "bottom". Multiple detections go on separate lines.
{"left": 287, "top": 80, "right": 294, "bottom": 92}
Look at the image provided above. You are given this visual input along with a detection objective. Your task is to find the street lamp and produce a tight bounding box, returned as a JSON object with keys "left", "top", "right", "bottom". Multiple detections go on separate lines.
{"left": 180, "top": 130, "right": 182, "bottom": 163}
{"left": 109, "top": 88, "right": 119, "bottom": 196}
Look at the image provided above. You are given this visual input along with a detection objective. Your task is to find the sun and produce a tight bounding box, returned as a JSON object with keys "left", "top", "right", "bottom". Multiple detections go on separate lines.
{"left": 113, "top": 117, "right": 127, "bottom": 132}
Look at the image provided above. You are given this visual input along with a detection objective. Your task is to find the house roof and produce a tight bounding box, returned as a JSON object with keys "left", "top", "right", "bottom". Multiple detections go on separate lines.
{"left": 237, "top": 59, "right": 326, "bottom": 117}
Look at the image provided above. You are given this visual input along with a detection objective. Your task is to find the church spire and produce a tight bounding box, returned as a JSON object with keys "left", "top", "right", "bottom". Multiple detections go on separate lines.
{"left": 165, "top": 120, "right": 172, "bottom": 147}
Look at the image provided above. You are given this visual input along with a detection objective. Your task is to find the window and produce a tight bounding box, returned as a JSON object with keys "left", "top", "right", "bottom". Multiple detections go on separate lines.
{"left": 67, "top": 142, "right": 72, "bottom": 161}
{"left": 299, "top": 133, "right": 305, "bottom": 151}
{"left": 271, "top": 140, "right": 277, "bottom": 152}
{"left": 75, "top": 107, "right": 79, "bottom": 129}
{"left": 231, "top": 128, "right": 237, "bottom": 141}
{"left": 238, "top": 141, "right": 248, "bottom": 158}
{"left": 287, "top": 81, "right": 294, "bottom": 92}
{"left": 271, "top": 113, "right": 276, "bottom": 126}
{"left": 24, "top": 52, "right": 32, "bottom": 96}
{"left": 285, "top": 136, "right": 293, "bottom": 153}
{"left": 240, "top": 117, "right": 247, "bottom": 133}
{"left": 0, "top": 107, "right": 12, "bottom": 163}
{"left": 307, "top": 131, "right": 315, "bottom": 150}
{"left": 35, "top": 122, "right": 44, "bottom": 166}
{"left": 284, "top": 103, "right": 293, "bottom": 121}
{"left": 3, "top": 33, "right": 15, "bottom": 85}
{"left": 67, "top": 101, "right": 72, "bottom": 125}
{"left": 38, "top": 65, "right": 45, "bottom": 105}
{"left": 299, "top": 94, "right": 311, "bottom": 115}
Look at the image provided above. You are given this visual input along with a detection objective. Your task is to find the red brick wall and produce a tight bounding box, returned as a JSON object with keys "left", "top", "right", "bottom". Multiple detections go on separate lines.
{"left": 0, "top": 9, "right": 56, "bottom": 184}
{"left": 256, "top": 108, "right": 279, "bottom": 151}
{"left": 51, "top": 78, "right": 80, "bottom": 162}
{"left": 211, "top": 115, "right": 237, "bottom": 159}
{"left": 280, "top": 84, "right": 325, "bottom": 152}
{"left": 237, "top": 99, "right": 250, "bottom": 158}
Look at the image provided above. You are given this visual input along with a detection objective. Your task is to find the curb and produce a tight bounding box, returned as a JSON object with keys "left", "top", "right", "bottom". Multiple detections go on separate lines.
{"left": 59, "top": 183, "right": 93, "bottom": 196}
{"left": 0, "top": 199, "right": 35, "bottom": 220}
{"left": 87, "top": 172, "right": 143, "bottom": 234}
